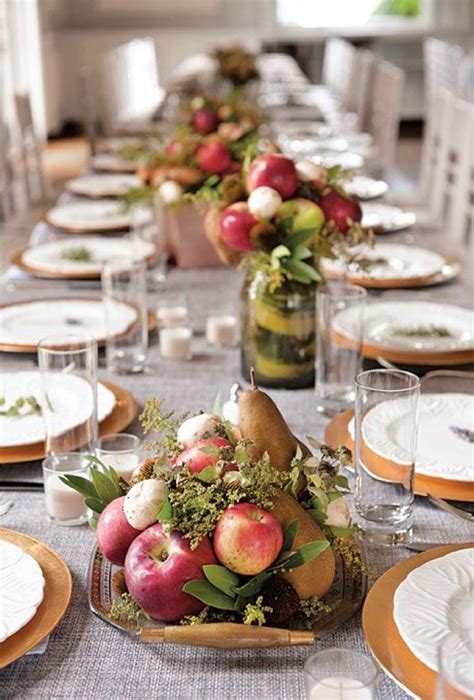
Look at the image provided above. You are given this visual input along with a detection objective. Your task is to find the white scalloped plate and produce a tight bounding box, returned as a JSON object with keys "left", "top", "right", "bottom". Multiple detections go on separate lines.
{"left": 348, "top": 393, "right": 474, "bottom": 482}
{"left": 0, "top": 372, "right": 116, "bottom": 448}
{"left": 0, "top": 540, "right": 45, "bottom": 643}
{"left": 65, "top": 174, "right": 140, "bottom": 198}
{"left": 393, "top": 549, "right": 474, "bottom": 673}
{"left": 342, "top": 176, "right": 388, "bottom": 201}
{"left": 91, "top": 153, "right": 138, "bottom": 173}
{"left": 46, "top": 200, "right": 131, "bottom": 232}
{"left": 361, "top": 203, "right": 416, "bottom": 232}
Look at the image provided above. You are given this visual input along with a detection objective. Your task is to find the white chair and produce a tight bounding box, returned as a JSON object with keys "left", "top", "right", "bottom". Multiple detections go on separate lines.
{"left": 322, "top": 38, "right": 357, "bottom": 102}
{"left": 424, "top": 37, "right": 464, "bottom": 106}
{"left": 417, "top": 89, "right": 452, "bottom": 207}
{"left": 13, "top": 92, "right": 47, "bottom": 204}
{"left": 344, "top": 48, "right": 376, "bottom": 131}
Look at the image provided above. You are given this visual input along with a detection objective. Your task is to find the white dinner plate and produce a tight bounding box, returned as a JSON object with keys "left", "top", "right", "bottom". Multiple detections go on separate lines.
{"left": 271, "top": 120, "right": 333, "bottom": 139}
{"left": 0, "top": 298, "right": 137, "bottom": 348}
{"left": 0, "top": 540, "right": 45, "bottom": 643}
{"left": 333, "top": 301, "right": 474, "bottom": 354}
{"left": 21, "top": 237, "right": 155, "bottom": 277}
{"left": 311, "top": 152, "right": 365, "bottom": 171}
{"left": 279, "top": 135, "right": 349, "bottom": 156}
{"left": 322, "top": 243, "right": 445, "bottom": 281}
{"left": 65, "top": 174, "right": 140, "bottom": 198}
{"left": 342, "top": 176, "right": 388, "bottom": 201}
{"left": 46, "top": 200, "right": 132, "bottom": 232}
{"left": 0, "top": 372, "right": 116, "bottom": 448}
{"left": 348, "top": 393, "right": 474, "bottom": 482}
{"left": 393, "top": 549, "right": 474, "bottom": 673}
{"left": 361, "top": 202, "right": 416, "bottom": 232}
{"left": 91, "top": 153, "right": 139, "bottom": 173}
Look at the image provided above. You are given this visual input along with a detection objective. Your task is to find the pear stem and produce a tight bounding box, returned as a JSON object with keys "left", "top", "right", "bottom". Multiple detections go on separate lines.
{"left": 250, "top": 367, "right": 257, "bottom": 390}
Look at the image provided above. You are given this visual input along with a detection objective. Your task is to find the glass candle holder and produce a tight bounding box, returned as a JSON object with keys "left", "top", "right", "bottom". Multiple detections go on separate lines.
{"left": 354, "top": 369, "right": 420, "bottom": 545}
{"left": 160, "top": 326, "right": 192, "bottom": 361}
{"left": 96, "top": 433, "right": 140, "bottom": 482}
{"left": 43, "top": 452, "right": 89, "bottom": 526}
{"left": 38, "top": 332, "right": 98, "bottom": 456}
{"left": 304, "top": 648, "right": 379, "bottom": 699}
{"left": 206, "top": 313, "right": 238, "bottom": 348}
{"left": 437, "top": 632, "right": 474, "bottom": 700}
{"left": 156, "top": 293, "right": 189, "bottom": 329}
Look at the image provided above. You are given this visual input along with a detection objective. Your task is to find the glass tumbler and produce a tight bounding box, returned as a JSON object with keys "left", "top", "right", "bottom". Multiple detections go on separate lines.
{"left": 130, "top": 195, "right": 168, "bottom": 290}
{"left": 38, "top": 333, "right": 98, "bottom": 455}
{"left": 316, "top": 282, "right": 366, "bottom": 415}
{"left": 96, "top": 433, "right": 140, "bottom": 482}
{"left": 102, "top": 257, "right": 148, "bottom": 374}
{"left": 43, "top": 452, "right": 90, "bottom": 526}
{"left": 156, "top": 293, "right": 189, "bottom": 329}
{"left": 304, "top": 648, "right": 379, "bottom": 699}
{"left": 354, "top": 369, "right": 420, "bottom": 545}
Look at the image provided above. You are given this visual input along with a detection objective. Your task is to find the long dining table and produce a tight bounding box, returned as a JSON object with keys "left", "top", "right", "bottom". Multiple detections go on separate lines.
{"left": 1, "top": 204, "right": 473, "bottom": 699}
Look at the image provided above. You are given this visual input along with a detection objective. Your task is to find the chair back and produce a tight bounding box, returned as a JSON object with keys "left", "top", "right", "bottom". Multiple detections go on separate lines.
{"left": 344, "top": 48, "right": 376, "bottom": 130}
{"left": 322, "top": 38, "right": 356, "bottom": 100}
{"left": 367, "top": 60, "right": 405, "bottom": 177}
{"left": 424, "top": 37, "right": 464, "bottom": 105}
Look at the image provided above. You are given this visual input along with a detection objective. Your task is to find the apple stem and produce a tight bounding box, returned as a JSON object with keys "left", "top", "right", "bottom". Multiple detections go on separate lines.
{"left": 250, "top": 367, "right": 257, "bottom": 390}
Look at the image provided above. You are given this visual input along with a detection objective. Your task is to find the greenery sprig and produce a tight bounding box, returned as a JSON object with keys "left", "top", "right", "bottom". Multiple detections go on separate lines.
{"left": 0, "top": 396, "right": 42, "bottom": 418}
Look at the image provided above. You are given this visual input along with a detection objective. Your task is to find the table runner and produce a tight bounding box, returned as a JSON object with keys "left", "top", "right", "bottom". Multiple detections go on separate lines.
{"left": 1, "top": 214, "right": 473, "bottom": 699}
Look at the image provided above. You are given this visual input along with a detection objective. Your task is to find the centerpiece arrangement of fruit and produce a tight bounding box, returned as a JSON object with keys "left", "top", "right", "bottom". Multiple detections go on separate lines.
{"left": 63, "top": 378, "right": 367, "bottom": 644}
{"left": 204, "top": 152, "right": 367, "bottom": 388}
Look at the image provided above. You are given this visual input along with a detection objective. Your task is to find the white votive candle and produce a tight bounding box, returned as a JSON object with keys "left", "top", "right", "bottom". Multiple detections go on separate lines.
{"left": 45, "top": 474, "right": 87, "bottom": 521}
{"left": 310, "top": 678, "right": 373, "bottom": 700}
{"left": 206, "top": 314, "right": 238, "bottom": 347}
{"left": 100, "top": 453, "right": 140, "bottom": 481}
{"left": 160, "top": 326, "right": 192, "bottom": 360}
{"left": 157, "top": 305, "right": 188, "bottom": 328}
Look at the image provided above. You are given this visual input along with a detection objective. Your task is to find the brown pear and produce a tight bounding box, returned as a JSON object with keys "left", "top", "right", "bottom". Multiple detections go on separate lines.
{"left": 239, "top": 369, "right": 298, "bottom": 472}
{"left": 270, "top": 490, "right": 336, "bottom": 599}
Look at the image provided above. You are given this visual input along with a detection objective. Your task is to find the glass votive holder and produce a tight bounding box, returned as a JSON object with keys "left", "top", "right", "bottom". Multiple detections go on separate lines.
{"left": 160, "top": 326, "right": 192, "bottom": 361}
{"left": 95, "top": 433, "right": 140, "bottom": 482}
{"left": 156, "top": 293, "right": 189, "bottom": 329}
{"left": 206, "top": 313, "right": 238, "bottom": 348}
{"left": 42, "top": 453, "right": 89, "bottom": 526}
{"left": 304, "top": 648, "right": 379, "bottom": 699}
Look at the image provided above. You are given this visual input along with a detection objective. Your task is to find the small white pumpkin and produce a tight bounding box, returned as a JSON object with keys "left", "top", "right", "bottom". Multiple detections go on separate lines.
{"left": 158, "top": 180, "right": 184, "bottom": 205}
{"left": 295, "top": 160, "right": 327, "bottom": 184}
{"left": 248, "top": 186, "right": 282, "bottom": 219}
{"left": 325, "top": 497, "right": 351, "bottom": 528}
{"left": 124, "top": 479, "right": 168, "bottom": 530}
{"left": 177, "top": 413, "right": 221, "bottom": 448}
{"left": 191, "top": 96, "right": 205, "bottom": 111}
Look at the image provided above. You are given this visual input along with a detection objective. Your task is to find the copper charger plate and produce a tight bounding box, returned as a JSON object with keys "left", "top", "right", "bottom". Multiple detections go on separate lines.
{"left": 43, "top": 212, "right": 130, "bottom": 234}
{"left": 324, "top": 255, "right": 460, "bottom": 289}
{"left": 0, "top": 381, "right": 138, "bottom": 465}
{"left": 325, "top": 408, "right": 474, "bottom": 502}
{"left": 0, "top": 297, "right": 157, "bottom": 353}
{"left": 0, "top": 528, "right": 72, "bottom": 669}
{"left": 362, "top": 543, "right": 474, "bottom": 699}
{"left": 11, "top": 248, "right": 157, "bottom": 281}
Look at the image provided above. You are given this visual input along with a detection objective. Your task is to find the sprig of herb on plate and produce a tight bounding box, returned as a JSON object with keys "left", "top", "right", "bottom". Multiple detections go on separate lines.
{"left": 62, "top": 246, "right": 92, "bottom": 262}
{"left": 0, "top": 396, "right": 42, "bottom": 418}
{"left": 390, "top": 325, "right": 452, "bottom": 338}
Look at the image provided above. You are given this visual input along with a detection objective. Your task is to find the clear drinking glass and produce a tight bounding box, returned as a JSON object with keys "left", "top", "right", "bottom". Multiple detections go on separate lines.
{"left": 43, "top": 452, "right": 89, "bottom": 526}
{"left": 304, "top": 648, "right": 379, "bottom": 699}
{"left": 354, "top": 369, "right": 420, "bottom": 545}
{"left": 102, "top": 257, "right": 148, "bottom": 374}
{"left": 156, "top": 293, "right": 189, "bottom": 329}
{"left": 316, "top": 282, "right": 366, "bottom": 415}
{"left": 130, "top": 195, "right": 168, "bottom": 289}
{"left": 38, "top": 333, "right": 98, "bottom": 455}
{"left": 96, "top": 433, "right": 140, "bottom": 482}
{"left": 437, "top": 632, "right": 474, "bottom": 699}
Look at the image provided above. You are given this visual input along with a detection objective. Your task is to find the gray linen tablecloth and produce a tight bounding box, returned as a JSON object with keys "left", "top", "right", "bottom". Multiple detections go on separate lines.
{"left": 1, "top": 214, "right": 473, "bottom": 699}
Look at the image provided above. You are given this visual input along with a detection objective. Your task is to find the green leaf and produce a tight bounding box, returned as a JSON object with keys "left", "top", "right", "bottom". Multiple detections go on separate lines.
{"left": 233, "top": 571, "right": 272, "bottom": 597}
{"left": 90, "top": 468, "right": 121, "bottom": 505}
{"left": 157, "top": 498, "right": 173, "bottom": 522}
{"left": 334, "top": 475, "right": 350, "bottom": 491}
{"left": 327, "top": 490, "right": 342, "bottom": 503}
{"left": 198, "top": 444, "right": 220, "bottom": 457}
{"left": 282, "top": 540, "right": 329, "bottom": 570}
{"left": 59, "top": 474, "right": 98, "bottom": 500}
{"left": 285, "top": 258, "right": 320, "bottom": 283}
{"left": 182, "top": 580, "right": 237, "bottom": 610}
{"left": 89, "top": 518, "right": 98, "bottom": 531}
{"left": 212, "top": 391, "right": 222, "bottom": 416}
{"left": 306, "top": 435, "right": 321, "bottom": 451}
{"left": 287, "top": 227, "right": 316, "bottom": 245}
{"left": 328, "top": 526, "right": 355, "bottom": 538}
{"left": 282, "top": 519, "right": 299, "bottom": 552}
{"left": 293, "top": 244, "right": 313, "bottom": 260}
{"left": 203, "top": 565, "right": 240, "bottom": 598}
{"left": 195, "top": 466, "right": 218, "bottom": 483}
{"left": 271, "top": 244, "right": 291, "bottom": 259}
{"left": 85, "top": 497, "right": 105, "bottom": 514}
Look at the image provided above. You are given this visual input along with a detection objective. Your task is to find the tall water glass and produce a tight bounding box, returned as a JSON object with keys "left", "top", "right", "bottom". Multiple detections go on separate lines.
{"left": 316, "top": 282, "right": 366, "bottom": 415}
{"left": 131, "top": 195, "right": 167, "bottom": 289}
{"left": 437, "top": 632, "right": 474, "bottom": 699}
{"left": 102, "top": 257, "right": 148, "bottom": 374}
{"left": 38, "top": 333, "right": 98, "bottom": 455}
{"left": 354, "top": 369, "right": 420, "bottom": 545}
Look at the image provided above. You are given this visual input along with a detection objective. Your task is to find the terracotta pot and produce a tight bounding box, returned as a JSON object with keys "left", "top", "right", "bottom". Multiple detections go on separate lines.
{"left": 165, "top": 202, "right": 224, "bottom": 268}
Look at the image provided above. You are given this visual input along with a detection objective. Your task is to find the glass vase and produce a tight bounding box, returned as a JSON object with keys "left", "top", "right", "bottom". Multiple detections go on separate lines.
{"left": 241, "top": 270, "right": 316, "bottom": 389}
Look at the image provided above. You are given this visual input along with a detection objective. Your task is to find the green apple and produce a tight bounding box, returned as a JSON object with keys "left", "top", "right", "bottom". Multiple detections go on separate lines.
{"left": 276, "top": 198, "right": 325, "bottom": 238}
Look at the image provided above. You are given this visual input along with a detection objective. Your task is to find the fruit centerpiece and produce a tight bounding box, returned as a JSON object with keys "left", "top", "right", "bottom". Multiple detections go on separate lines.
{"left": 213, "top": 45, "right": 259, "bottom": 89}
{"left": 63, "top": 378, "right": 368, "bottom": 646}
{"left": 204, "top": 152, "right": 367, "bottom": 388}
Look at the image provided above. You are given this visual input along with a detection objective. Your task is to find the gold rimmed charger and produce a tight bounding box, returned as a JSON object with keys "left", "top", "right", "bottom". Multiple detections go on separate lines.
{"left": 0, "top": 297, "right": 157, "bottom": 353}
{"left": 0, "top": 381, "right": 138, "bottom": 465}
{"left": 0, "top": 528, "right": 72, "bottom": 669}
{"left": 324, "top": 408, "right": 474, "bottom": 502}
{"left": 362, "top": 543, "right": 474, "bottom": 699}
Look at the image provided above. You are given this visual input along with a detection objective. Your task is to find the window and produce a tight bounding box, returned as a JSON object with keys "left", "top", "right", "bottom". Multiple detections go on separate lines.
{"left": 277, "top": 0, "right": 421, "bottom": 28}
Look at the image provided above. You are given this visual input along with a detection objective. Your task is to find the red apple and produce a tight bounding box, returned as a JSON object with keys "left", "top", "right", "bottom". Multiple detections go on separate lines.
{"left": 124, "top": 524, "right": 217, "bottom": 621}
{"left": 96, "top": 496, "right": 141, "bottom": 566}
{"left": 220, "top": 202, "right": 259, "bottom": 252}
{"left": 196, "top": 141, "right": 233, "bottom": 173}
{"left": 173, "top": 436, "right": 231, "bottom": 474}
{"left": 192, "top": 109, "right": 219, "bottom": 135}
{"left": 213, "top": 503, "right": 283, "bottom": 575}
{"left": 319, "top": 189, "right": 362, "bottom": 233}
{"left": 166, "top": 140, "right": 183, "bottom": 158}
{"left": 246, "top": 154, "right": 298, "bottom": 199}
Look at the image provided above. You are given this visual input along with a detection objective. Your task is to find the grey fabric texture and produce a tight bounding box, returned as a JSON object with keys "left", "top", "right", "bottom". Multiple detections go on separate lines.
{"left": 0, "top": 215, "right": 473, "bottom": 699}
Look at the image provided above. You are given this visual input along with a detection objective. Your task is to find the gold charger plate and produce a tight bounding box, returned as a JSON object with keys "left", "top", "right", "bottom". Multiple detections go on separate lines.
{"left": 0, "top": 528, "right": 72, "bottom": 669}
{"left": 11, "top": 248, "right": 157, "bottom": 281}
{"left": 324, "top": 409, "right": 474, "bottom": 502}
{"left": 362, "top": 543, "right": 474, "bottom": 699}
{"left": 0, "top": 381, "right": 138, "bottom": 465}
{"left": 0, "top": 297, "right": 157, "bottom": 353}
{"left": 325, "top": 255, "right": 460, "bottom": 289}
